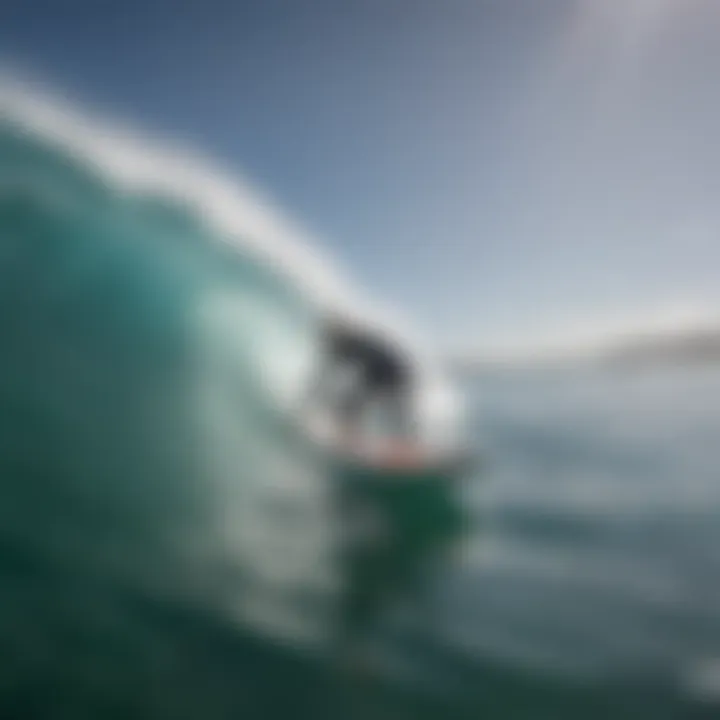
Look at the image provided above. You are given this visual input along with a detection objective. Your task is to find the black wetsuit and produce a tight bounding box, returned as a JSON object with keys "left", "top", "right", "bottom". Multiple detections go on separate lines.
{"left": 325, "top": 324, "right": 413, "bottom": 436}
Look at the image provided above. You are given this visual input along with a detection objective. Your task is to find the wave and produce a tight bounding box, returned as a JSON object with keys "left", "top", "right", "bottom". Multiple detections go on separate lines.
{"left": 0, "top": 75, "right": 338, "bottom": 648}
{"left": 0, "top": 73, "right": 460, "bottom": 442}
{"left": 0, "top": 72, "right": 465, "bottom": 658}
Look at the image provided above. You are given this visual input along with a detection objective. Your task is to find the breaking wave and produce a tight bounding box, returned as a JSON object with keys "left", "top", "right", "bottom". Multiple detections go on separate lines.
{"left": 0, "top": 77, "right": 456, "bottom": 650}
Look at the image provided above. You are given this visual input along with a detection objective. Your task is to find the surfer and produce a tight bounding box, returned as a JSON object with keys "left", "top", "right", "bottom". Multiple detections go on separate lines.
{"left": 317, "top": 314, "right": 418, "bottom": 451}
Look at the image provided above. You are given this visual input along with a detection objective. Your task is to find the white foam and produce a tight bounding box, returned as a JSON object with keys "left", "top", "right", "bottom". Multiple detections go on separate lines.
{"left": 0, "top": 71, "right": 460, "bottom": 440}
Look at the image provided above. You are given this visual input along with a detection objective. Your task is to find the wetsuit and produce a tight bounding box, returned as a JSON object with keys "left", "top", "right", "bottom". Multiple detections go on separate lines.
{"left": 324, "top": 323, "right": 414, "bottom": 438}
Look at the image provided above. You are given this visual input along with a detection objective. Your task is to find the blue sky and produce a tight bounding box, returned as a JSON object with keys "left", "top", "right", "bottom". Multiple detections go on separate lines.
{"left": 2, "top": 0, "right": 720, "bottom": 354}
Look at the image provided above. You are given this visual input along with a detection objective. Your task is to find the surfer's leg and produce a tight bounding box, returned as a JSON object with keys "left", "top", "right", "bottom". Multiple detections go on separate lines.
{"left": 335, "top": 382, "right": 366, "bottom": 441}
{"left": 380, "top": 383, "right": 415, "bottom": 440}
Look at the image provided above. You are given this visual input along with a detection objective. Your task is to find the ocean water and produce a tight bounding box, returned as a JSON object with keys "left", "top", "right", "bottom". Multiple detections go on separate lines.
{"left": 1, "top": 85, "right": 719, "bottom": 719}
{"left": 450, "top": 366, "right": 720, "bottom": 715}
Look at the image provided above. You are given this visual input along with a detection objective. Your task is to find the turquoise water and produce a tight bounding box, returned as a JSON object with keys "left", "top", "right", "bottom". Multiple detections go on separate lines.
{"left": 1, "top": 98, "right": 719, "bottom": 718}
